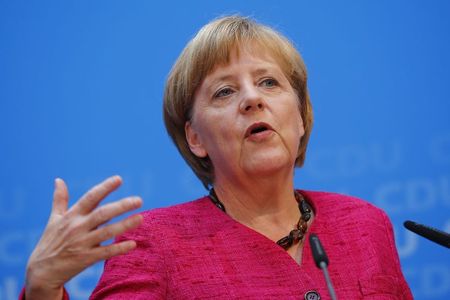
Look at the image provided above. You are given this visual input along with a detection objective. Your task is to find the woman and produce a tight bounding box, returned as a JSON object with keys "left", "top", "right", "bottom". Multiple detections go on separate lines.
{"left": 23, "top": 16, "right": 412, "bottom": 299}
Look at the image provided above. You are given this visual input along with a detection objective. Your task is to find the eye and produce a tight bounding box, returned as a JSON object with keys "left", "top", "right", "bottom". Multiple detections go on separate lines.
{"left": 214, "top": 87, "right": 234, "bottom": 98}
{"left": 260, "top": 78, "right": 278, "bottom": 88}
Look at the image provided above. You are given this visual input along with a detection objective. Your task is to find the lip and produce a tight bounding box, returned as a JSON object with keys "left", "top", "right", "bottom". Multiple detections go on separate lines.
{"left": 244, "top": 122, "right": 274, "bottom": 138}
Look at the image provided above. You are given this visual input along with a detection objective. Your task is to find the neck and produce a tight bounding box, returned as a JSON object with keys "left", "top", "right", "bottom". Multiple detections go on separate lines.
{"left": 212, "top": 167, "right": 300, "bottom": 234}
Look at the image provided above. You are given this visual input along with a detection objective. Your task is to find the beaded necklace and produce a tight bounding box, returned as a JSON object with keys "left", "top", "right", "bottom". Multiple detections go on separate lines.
{"left": 208, "top": 189, "right": 313, "bottom": 250}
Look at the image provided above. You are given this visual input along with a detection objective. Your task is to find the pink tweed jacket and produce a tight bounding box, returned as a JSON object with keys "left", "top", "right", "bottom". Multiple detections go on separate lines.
{"left": 88, "top": 190, "right": 412, "bottom": 299}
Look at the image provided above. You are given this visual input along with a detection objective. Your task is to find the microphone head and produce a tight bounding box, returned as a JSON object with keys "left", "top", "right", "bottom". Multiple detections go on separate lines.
{"left": 404, "top": 220, "right": 450, "bottom": 248}
{"left": 309, "top": 233, "right": 329, "bottom": 268}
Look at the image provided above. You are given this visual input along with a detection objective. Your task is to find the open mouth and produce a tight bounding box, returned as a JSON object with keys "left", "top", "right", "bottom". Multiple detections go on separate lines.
{"left": 245, "top": 122, "right": 273, "bottom": 137}
{"left": 251, "top": 125, "right": 268, "bottom": 134}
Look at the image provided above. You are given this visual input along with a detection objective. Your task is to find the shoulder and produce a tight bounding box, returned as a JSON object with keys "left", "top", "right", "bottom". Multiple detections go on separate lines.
{"left": 121, "top": 195, "right": 223, "bottom": 242}
{"left": 299, "top": 190, "right": 395, "bottom": 248}
{"left": 300, "top": 190, "right": 387, "bottom": 221}
{"left": 140, "top": 196, "right": 213, "bottom": 226}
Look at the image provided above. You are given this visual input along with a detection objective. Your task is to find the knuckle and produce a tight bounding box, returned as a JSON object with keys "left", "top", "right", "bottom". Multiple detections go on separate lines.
{"left": 103, "top": 245, "right": 115, "bottom": 258}
{"left": 77, "top": 199, "right": 88, "bottom": 212}
{"left": 124, "top": 217, "right": 136, "bottom": 229}
{"left": 100, "top": 226, "right": 115, "bottom": 241}
{"left": 84, "top": 184, "right": 106, "bottom": 202}
{"left": 84, "top": 190, "right": 97, "bottom": 202}
{"left": 115, "top": 242, "right": 128, "bottom": 255}
{"left": 94, "top": 206, "right": 108, "bottom": 223}
{"left": 78, "top": 196, "right": 93, "bottom": 212}
{"left": 56, "top": 218, "right": 70, "bottom": 232}
{"left": 98, "top": 183, "right": 109, "bottom": 194}
{"left": 120, "top": 198, "right": 131, "bottom": 211}
{"left": 64, "top": 244, "right": 84, "bottom": 259}
{"left": 101, "top": 179, "right": 114, "bottom": 191}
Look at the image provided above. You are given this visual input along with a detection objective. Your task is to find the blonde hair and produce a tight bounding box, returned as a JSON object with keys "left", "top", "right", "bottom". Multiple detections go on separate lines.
{"left": 163, "top": 15, "right": 313, "bottom": 188}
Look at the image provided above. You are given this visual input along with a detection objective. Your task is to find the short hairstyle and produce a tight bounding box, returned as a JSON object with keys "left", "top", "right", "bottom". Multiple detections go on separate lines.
{"left": 163, "top": 15, "right": 313, "bottom": 189}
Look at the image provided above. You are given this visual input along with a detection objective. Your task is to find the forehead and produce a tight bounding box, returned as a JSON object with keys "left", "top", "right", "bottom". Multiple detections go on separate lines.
{"left": 201, "top": 45, "right": 285, "bottom": 83}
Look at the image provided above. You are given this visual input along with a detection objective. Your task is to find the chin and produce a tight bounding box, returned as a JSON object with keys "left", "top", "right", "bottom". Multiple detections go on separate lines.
{"left": 242, "top": 154, "right": 294, "bottom": 177}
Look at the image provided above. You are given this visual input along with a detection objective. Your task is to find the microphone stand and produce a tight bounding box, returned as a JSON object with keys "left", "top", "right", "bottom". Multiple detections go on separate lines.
{"left": 309, "top": 233, "right": 337, "bottom": 300}
{"left": 319, "top": 260, "right": 336, "bottom": 300}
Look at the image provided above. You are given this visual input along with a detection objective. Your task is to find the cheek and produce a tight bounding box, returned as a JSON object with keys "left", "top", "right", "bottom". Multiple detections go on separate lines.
{"left": 292, "top": 99, "right": 305, "bottom": 137}
{"left": 283, "top": 93, "right": 303, "bottom": 127}
{"left": 288, "top": 111, "right": 305, "bottom": 154}
{"left": 288, "top": 114, "right": 304, "bottom": 157}
{"left": 197, "top": 116, "right": 237, "bottom": 149}
{"left": 285, "top": 101, "right": 304, "bottom": 137}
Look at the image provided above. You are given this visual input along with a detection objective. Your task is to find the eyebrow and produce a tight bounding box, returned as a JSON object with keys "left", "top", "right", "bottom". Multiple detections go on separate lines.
{"left": 252, "top": 67, "right": 275, "bottom": 77}
{"left": 207, "top": 66, "right": 280, "bottom": 85}
{"left": 208, "top": 74, "right": 236, "bottom": 87}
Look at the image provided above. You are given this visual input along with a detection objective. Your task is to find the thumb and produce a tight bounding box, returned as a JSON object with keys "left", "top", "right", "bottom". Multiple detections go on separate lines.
{"left": 52, "top": 178, "right": 69, "bottom": 215}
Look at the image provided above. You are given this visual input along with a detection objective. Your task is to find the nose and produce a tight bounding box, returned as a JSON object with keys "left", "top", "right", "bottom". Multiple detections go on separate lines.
{"left": 239, "top": 84, "right": 265, "bottom": 113}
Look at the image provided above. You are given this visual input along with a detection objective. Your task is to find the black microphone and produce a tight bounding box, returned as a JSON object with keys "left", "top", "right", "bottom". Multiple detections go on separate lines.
{"left": 403, "top": 220, "right": 450, "bottom": 249}
{"left": 309, "top": 233, "right": 337, "bottom": 300}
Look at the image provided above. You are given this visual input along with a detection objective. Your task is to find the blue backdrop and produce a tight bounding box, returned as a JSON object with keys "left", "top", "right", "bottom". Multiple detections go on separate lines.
{"left": 1, "top": 1, "right": 449, "bottom": 299}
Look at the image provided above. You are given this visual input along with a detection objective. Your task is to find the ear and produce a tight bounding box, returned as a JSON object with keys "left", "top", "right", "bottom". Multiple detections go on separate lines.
{"left": 296, "top": 116, "right": 305, "bottom": 160}
{"left": 185, "top": 121, "right": 208, "bottom": 158}
{"left": 298, "top": 111, "right": 305, "bottom": 138}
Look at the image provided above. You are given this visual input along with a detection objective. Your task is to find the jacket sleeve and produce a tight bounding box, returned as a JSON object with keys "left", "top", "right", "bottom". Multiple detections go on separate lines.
{"left": 380, "top": 211, "right": 414, "bottom": 300}
{"left": 89, "top": 214, "right": 168, "bottom": 299}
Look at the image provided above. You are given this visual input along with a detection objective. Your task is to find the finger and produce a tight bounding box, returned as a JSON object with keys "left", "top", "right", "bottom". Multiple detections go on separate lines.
{"left": 52, "top": 178, "right": 69, "bottom": 215}
{"left": 90, "top": 239, "right": 138, "bottom": 262}
{"left": 74, "top": 175, "right": 122, "bottom": 215}
{"left": 85, "top": 196, "right": 142, "bottom": 230}
{"left": 83, "top": 214, "right": 143, "bottom": 247}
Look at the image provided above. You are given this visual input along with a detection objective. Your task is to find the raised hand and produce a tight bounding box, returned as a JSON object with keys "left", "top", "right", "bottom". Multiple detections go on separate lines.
{"left": 25, "top": 176, "right": 143, "bottom": 300}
